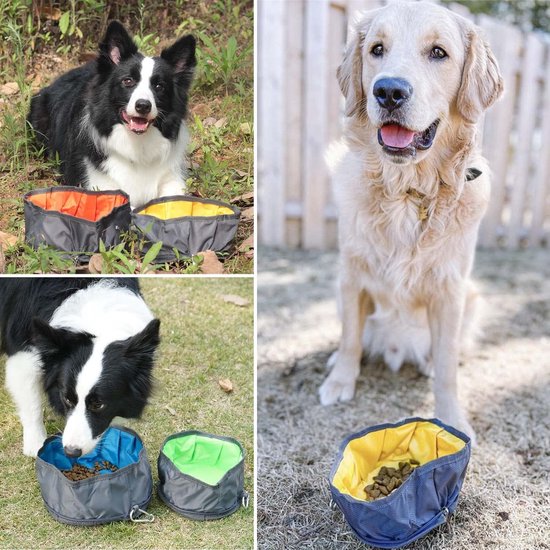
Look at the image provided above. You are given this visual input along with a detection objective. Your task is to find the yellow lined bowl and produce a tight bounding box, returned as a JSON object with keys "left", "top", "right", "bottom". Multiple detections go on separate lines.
{"left": 329, "top": 418, "right": 471, "bottom": 549}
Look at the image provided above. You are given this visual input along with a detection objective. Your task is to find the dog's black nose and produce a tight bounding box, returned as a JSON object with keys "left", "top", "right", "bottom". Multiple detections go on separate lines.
{"left": 135, "top": 99, "right": 152, "bottom": 115}
{"left": 64, "top": 446, "right": 82, "bottom": 458}
{"left": 373, "top": 78, "right": 413, "bottom": 111}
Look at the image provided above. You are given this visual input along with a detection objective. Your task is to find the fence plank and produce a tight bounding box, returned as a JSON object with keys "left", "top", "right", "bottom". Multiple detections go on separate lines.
{"left": 302, "top": 1, "right": 331, "bottom": 248}
{"left": 258, "top": 0, "right": 286, "bottom": 247}
{"left": 529, "top": 48, "right": 550, "bottom": 245}
{"left": 505, "top": 33, "right": 545, "bottom": 248}
{"left": 285, "top": 0, "right": 305, "bottom": 247}
{"left": 478, "top": 17, "right": 522, "bottom": 247}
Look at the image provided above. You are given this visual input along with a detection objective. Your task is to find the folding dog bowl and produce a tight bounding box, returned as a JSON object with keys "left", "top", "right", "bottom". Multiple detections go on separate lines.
{"left": 36, "top": 426, "right": 153, "bottom": 525}
{"left": 329, "top": 417, "right": 471, "bottom": 549}
{"left": 24, "top": 186, "right": 131, "bottom": 261}
{"left": 157, "top": 430, "right": 248, "bottom": 520}
{"left": 132, "top": 196, "right": 240, "bottom": 262}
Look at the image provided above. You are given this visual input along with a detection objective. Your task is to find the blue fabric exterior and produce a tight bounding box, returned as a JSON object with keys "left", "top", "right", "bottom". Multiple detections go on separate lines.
{"left": 329, "top": 417, "right": 471, "bottom": 549}
{"left": 38, "top": 426, "right": 143, "bottom": 473}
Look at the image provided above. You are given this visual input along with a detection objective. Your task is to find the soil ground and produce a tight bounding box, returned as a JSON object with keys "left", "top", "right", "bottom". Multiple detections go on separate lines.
{"left": 257, "top": 247, "right": 550, "bottom": 550}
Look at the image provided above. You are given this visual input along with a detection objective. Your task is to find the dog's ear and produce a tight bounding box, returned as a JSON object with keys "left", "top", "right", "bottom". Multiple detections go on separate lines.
{"left": 161, "top": 35, "right": 197, "bottom": 77}
{"left": 456, "top": 29, "right": 503, "bottom": 123}
{"left": 337, "top": 25, "right": 366, "bottom": 118}
{"left": 122, "top": 319, "right": 161, "bottom": 361}
{"left": 31, "top": 318, "right": 93, "bottom": 360}
{"left": 99, "top": 20, "right": 138, "bottom": 66}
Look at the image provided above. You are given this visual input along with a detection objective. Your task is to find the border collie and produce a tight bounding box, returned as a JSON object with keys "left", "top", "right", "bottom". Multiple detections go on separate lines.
{"left": 29, "top": 21, "right": 196, "bottom": 208}
{"left": 1, "top": 278, "right": 160, "bottom": 457}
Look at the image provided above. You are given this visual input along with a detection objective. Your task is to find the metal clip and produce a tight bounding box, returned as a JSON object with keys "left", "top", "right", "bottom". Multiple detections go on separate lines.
{"left": 329, "top": 497, "right": 338, "bottom": 511}
{"left": 130, "top": 505, "right": 155, "bottom": 523}
{"left": 242, "top": 492, "right": 250, "bottom": 509}
{"left": 442, "top": 507, "right": 449, "bottom": 520}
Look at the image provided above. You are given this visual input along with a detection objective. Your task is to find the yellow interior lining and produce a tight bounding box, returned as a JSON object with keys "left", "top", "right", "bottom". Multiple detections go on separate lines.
{"left": 139, "top": 200, "right": 234, "bottom": 220}
{"left": 332, "top": 421, "right": 465, "bottom": 500}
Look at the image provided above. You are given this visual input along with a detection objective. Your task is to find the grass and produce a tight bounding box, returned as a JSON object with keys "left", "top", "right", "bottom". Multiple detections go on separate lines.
{"left": 0, "top": 0, "right": 253, "bottom": 274}
{"left": 0, "top": 277, "right": 254, "bottom": 548}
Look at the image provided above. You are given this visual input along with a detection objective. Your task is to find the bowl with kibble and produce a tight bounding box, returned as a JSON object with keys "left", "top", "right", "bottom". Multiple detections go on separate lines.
{"left": 36, "top": 426, "right": 153, "bottom": 525}
{"left": 329, "top": 417, "right": 471, "bottom": 549}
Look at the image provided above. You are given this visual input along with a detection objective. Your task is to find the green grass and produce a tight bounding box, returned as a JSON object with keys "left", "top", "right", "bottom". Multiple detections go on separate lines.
{"left": 0, "top": 278, "right": 254, "bottom": 548}
{"left": 0, "top": 0, "right": 253, "bottom": 274}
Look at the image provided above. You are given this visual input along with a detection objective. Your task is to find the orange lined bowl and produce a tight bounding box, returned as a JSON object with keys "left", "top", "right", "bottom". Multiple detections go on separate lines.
{"left": 24, "top": 187, "right": 131, "bottom": 261}
{"left": 132, "top": 195, "right": 240, "bottom": 262}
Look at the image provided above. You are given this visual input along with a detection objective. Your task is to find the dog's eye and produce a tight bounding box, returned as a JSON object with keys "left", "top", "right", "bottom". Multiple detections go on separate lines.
{"left": 430, "top": 47, "right": 447, "bottom": 60}
{"left": 88, "top": 401, "right": 105, "bottom": 412}
{"left": 63, "top": 396, "right": 75, "bottom": 408}
{"left": 154, "top": 83, "right": 164, "bottom": 92}
{"left": 371, "top": 44, "right": 384, "bottom": 57}
{"left": 122, "top": 77, "right": 135, "bottom": 87}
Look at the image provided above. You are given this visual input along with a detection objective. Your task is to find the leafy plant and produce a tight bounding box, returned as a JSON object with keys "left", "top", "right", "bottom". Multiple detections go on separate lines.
{"left": 196, "top": 33, "right": 252, "bottom": 93}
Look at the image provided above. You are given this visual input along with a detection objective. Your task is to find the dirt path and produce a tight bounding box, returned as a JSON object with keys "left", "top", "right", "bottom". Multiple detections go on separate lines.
{"left": 257, "top": 247, "right": 550, "bottom": 550}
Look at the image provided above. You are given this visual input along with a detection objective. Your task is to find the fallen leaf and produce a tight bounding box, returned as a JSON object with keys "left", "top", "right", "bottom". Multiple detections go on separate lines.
{"left": 0, "top": 231, "right": 17, "bottom": 248}
{"left": 214, "top": 117, "right": 228, "bottom": 128}
{"left": 41, "top": 5, "right": 62, "bottom": 20}
{"left": 230, "top": 191, "right": 254, "bottom": 205}
{"left": 198, "top": 250, "right": 224, "bottom": 274}
{"left": 240, "top": 122, "right": 252, "bottom": 134}
{"left": 221, "top": 294, "right": 250, "bottom": 307}
{"left": 164, "top": 405, "right": 176, "bottom": 416}
{"left": 203, "top": 117, "right": 216, "bottom": 126}
{"left": 240, "top": 206, "right": 254, "bottom": 220}
{"left": 238, "top": 235, "right": 254, "bottom": 259}
{"left": 0, "top": 82, "right": 19, "bottom": 95}
{"left": 88, "top": 253, "right": 103, "bottom": 274}
{"left": 218, "top": 378, "right": 234, "bottom": 393}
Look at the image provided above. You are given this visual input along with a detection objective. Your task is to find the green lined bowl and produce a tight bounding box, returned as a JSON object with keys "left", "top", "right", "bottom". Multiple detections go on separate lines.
{"left": 157, "top": 430, "right": 247, "bottom": 520}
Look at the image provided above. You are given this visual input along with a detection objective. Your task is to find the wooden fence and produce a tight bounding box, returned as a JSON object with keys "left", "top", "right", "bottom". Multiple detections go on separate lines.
{"left": 258, "top": 0, "right": 550, "bottom": 249}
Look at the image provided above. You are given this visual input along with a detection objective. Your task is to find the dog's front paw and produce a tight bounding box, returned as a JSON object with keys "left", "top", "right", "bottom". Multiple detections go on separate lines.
{"left": 23, "top": 427, "right": 47, "bottom": 457}
{"left": 319, "top": 375, "right": 356, "bottom": 406}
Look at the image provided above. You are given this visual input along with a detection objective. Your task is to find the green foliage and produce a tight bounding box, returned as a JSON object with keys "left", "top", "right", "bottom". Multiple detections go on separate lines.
{"left": 3, "top": 242, "right": 76, "bottom": 274}
{"left": 441, "top": 0, "right": 550, "bottom": 32}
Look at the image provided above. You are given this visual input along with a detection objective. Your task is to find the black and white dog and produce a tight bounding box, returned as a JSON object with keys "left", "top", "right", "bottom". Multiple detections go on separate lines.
{"left": 29, "top": 21, "right": 196, "bottom": 208}
{"left": 1, "top": 279, "right": 160, "bottom": 457}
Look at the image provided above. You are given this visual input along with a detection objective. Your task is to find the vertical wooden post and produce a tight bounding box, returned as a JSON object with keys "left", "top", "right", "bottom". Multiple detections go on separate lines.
{"left": 258, "top": 0, "right": 286, "bottom": 247}
{"left": 302, "top": 1, "right": 331, "bottom": 248}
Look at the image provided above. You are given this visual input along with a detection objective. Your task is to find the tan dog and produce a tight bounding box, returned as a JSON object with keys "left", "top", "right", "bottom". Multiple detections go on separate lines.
{"left": 321, "top": 1, "right": 503, "bottom": 443}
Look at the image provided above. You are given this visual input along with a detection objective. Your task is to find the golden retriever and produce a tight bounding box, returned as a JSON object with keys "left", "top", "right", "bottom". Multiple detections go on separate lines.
{"left": 320, "top": 1, "right": 503, "bottom": 443}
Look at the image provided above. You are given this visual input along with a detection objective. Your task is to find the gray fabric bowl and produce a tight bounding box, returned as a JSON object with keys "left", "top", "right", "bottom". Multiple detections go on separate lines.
{"left": 157, "top": 430, "right": 248, "bottom": 520}
{"left": 132, "top": 196, "right": 240, "bottom": 262}
{"left": 36, "top": 426, "right": 152, "bottom": 526}
{"left": 24, "top": 187, "right": 131, "bottom": 262}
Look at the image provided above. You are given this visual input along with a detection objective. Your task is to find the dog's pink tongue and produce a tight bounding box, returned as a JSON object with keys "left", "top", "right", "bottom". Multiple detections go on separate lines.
{"left": 380, "top": 124, "right": 415, "bottom": 148}
{"left": 129, "top": 117, "right": 149, "bottom": 132}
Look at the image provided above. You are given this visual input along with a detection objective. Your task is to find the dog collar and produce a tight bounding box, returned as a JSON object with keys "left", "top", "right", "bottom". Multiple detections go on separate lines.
{"left": 407, "top": 167, "right": 482, "bottom": 221}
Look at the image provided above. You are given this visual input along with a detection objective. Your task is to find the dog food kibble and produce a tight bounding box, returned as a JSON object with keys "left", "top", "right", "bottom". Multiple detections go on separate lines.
{"left": 62, "top": 460, "right": 118, "bottom": 481}
{"left": 364, "top": 460, "right": 420, "bottom": 500}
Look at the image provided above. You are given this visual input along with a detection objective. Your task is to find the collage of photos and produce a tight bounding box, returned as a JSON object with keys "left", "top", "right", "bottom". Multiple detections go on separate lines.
{"left": 0, "top": 1, "right": 549, "bottom": 549}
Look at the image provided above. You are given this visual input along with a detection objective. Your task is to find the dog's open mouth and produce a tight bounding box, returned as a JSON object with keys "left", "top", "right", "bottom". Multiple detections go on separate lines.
{"left": 120, "top": 109, "right": 154, "bottom": 134}
{"left": 377, "top": 120, "right": 440, "bottom": 156}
